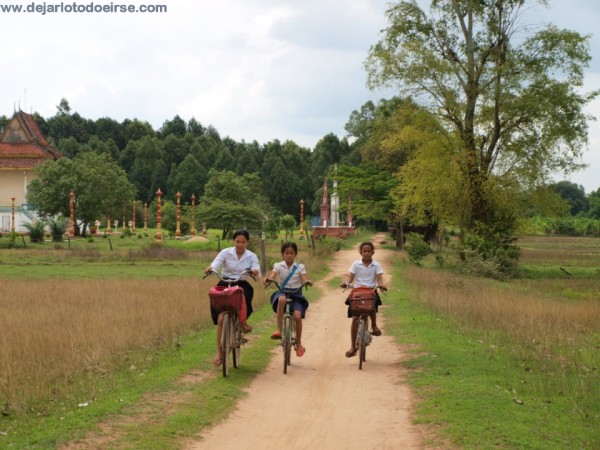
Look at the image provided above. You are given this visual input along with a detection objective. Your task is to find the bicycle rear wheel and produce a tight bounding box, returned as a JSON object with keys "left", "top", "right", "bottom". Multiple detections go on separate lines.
{"left": 283, "top": 315, "right": 292, "bottom": 374}
{"left": 221, "top": 313, "right": 232, "bottom": 377}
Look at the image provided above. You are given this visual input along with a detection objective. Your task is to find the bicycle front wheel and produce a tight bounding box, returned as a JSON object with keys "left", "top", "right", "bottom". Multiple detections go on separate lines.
{"left": 221, "top": 313, "right": 231, "bottom": 377}
{"left": 282, "top": 316, "right": 292, "bottom": 374}
{"left": 232, "top": 315, "right": 241, "bottom": 369}
{"left": 357, "top": 316, "right": 368, "bottom": 370}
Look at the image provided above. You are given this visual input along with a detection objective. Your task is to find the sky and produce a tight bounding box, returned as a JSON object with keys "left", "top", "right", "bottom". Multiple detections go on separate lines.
{"left": 1, "top": 0, "right": 599, "bottom": 193}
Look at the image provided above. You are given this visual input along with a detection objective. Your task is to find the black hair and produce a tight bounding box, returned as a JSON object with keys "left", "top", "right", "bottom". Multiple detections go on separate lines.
{"left": 359, "top": 241, "right": 374, "bottom": 252}
{"left": 281, "top": 241, "right": 298, "bottom": 255}
{"left": 232, "top": 229, "right": 250, "bottom": 241}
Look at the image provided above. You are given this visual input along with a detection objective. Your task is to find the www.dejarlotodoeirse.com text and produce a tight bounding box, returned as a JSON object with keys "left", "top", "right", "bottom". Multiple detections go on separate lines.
{"left": 0, "top": 2, "right": 167, "bottom": 14}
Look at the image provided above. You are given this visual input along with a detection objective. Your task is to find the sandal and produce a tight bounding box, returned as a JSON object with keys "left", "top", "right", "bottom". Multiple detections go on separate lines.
{"left": 271, "top": 331, "right": 281, "bottom": 339}
{"left": 296, "top": 346, "right": 305, "bottom": 357}
{"left": 345, "top": 348, "right": 357, "bottom": 358}
{"left": 241, "top": 323, "right": 253, "bottom": 333}
{"left": 212, "top": 356, "right": 222, "bottom": 366}
{"left": 372, "top": 326, "right": 382, "bottom": 336}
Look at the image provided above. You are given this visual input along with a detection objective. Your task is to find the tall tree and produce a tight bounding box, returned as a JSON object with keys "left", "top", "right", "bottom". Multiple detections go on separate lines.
{"left": 365, "top": 0, "right": 597, "bottom": 232}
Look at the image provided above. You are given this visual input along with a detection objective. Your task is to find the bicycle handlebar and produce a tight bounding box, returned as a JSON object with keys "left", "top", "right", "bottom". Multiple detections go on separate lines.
{"left": 264, "top": 280, "right": 311, "bottom": 292}
{"left": 341, "top": 283, "right": 387, "bottom": 294}
{"left": 203, "top": 269, "right": 256, "bottom": 283}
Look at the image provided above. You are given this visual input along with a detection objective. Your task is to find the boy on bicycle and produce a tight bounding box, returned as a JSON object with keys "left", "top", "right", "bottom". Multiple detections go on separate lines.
{"left": 340, "top": 241, "right": 387, "bottom": 358}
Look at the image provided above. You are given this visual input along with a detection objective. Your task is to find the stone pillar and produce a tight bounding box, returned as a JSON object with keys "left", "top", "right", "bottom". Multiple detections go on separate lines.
{"left": 155, "top": 188, "right": 162, "bottom": 240}
{"left": 175, "top": 191, "right": 181, "bottom": 239}
{"left": 191, "top": 194, "right": 196, "bottom": 236}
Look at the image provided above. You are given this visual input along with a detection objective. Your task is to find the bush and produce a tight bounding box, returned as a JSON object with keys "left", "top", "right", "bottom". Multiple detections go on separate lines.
{"left": 23, "top": 220, "right": 46, "bottom": 243}
{"left": 47, "top": 216, "right": 68, "bottom": 242}
{"left": 405, "top": 232, "right": 431, "bottom": 264}
{"left": 460, "top": 222, "right": 519, "bottom": 279}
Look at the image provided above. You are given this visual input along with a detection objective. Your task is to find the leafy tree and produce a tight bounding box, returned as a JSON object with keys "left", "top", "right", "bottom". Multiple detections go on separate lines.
{"left": 280, "top": 214, "right": 297, "bottom": 239}
{"left": 27, "top": 152, "right": 135, "bottom": 236}
{"left": 159, "top": 115, "right": 187, "bottom": 138}
{"left": 199, "top": 170, "right": 268, "bottom": 238}
{"left": 550, "top": 181, "right": 589, "bottom": 216}
{"left": 168, "top": 154, "right": 207, "bottom": 201}
{"left": 129, "top": 136, "right": 166, "bottom": 201}
{"left": 588, "top": 188, "right": 600, "bottom": 219}
{"left": 365, "top": 0, "right": 597, "bottom": 233}
{"left": 122, "top": 119, "right": 154, "bottom": 142}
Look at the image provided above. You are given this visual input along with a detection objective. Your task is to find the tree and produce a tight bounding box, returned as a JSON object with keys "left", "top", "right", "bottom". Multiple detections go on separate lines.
{"left": 199, "top": 170, "right": 269, "bottom": 238}
{"left": 280, "top": 214, "right": 297, "bottom": 239}
{"left": 550, "top": 181, "right": 589, "bottom": 216}
{"left": 365, "top": 0, "right": 597, "bottom": 233}
{"left": 27, "top": 152, "right": 136, "bottom": 236}
{"left": 588, "top": 188, "right": 600, "bottom": 219}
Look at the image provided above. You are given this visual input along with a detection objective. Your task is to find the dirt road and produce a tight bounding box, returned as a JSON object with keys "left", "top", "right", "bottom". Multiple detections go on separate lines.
{"left": 187, "top": 233, "right": 424, "bottom": 449}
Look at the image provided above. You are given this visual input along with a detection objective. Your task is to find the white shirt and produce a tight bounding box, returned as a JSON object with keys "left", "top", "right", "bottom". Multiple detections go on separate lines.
{"left": 210, "top": 247, "right": 260, "bottom": 280}
{"left": 349, "top": 259, "right": 383, "bottom": 288}
{"left": 271, "top": 261, "right": 306, "bottom": 289}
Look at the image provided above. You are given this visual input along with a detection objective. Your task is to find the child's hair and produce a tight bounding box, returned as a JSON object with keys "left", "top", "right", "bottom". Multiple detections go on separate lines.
{"left": 359, "top": 241, "right": 374, "bottom": 252}
{"left": 281, "top": 241, "right": 298, "bottom": 255}
{"left": 233, "top": 229, "right": 250, "bottom": 241}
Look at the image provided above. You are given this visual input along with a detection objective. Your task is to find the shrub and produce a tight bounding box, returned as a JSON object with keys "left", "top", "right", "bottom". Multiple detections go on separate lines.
{"left": 23, "top": 220, "right": 46, "bottom": 243}
{"left": 47, "top": 216, "right": 68, "bottom": 242}
{"left": 405, "top": 232, "right": 431, "bottom": 264}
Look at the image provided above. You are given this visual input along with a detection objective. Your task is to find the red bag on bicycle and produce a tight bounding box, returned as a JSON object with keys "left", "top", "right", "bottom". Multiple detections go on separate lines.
{"left": 209, "top": 285, "right": 245, "bottom": 312}
{"left": 348, "top": 287, "right": 376, "bottom": 315}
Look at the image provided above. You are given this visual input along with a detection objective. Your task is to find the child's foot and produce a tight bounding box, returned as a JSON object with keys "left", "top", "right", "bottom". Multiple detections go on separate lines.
{"left": 296, "top": 345, "right": 305, "bottom": 357}
{"left": 372, "top": 326, "right": 382, "bottom": 336}
{"left": 212, "top": 354, "right": 222, "bottom": 366}
{"left": 345, "top": 348, "right": 357, "bottom": 357}
{"left": 241, "top": 323, "right": 253, "bottom": 333}
{"left": 271, "top": 330, "right": 281, "bottom": 339}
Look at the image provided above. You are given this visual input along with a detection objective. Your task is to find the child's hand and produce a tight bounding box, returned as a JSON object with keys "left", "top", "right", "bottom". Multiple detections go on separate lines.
{"left": 379, "top": 285, "right": 388, "bottom": 292}
{"left": 306, "top": 280, "right": 313, "bottom": 286}
{"left": 263, "top": 277, "right": 271, "bottom": 286}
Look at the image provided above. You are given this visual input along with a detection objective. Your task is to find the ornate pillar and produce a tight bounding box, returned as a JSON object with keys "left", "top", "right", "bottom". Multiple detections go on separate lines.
{"left": 348, "top": 196, "right": 353, "bottom": 227}
{"left": 191, "top": 194, "right": 196, "bottom": 236}
{"left": 143, "top": 202, "right": 148, "bottom": 233}
{"left": 175, "top": 191, "right": 181, "bottom": 239}
{"left": 131, "top": 201, "right": 136, "bottom": 233}
{"left": 106, "top": 217, "right": 112, "bottom": 234}
{"left": 10, "top": 197, "right": 16, "bottom": 233}
{"left": 69, "top": 191, "right": 75, "bottom": 237}
{"left": 299, "top": 198, "right": 305, "bottom": 237}
{"left": 155, "top": 188, "right": 162, "bottom": 240}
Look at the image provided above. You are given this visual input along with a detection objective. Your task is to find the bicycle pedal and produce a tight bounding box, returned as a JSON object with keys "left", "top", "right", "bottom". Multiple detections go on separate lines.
{"left": 241, "top": 338, "right": 248, "bottom": 344}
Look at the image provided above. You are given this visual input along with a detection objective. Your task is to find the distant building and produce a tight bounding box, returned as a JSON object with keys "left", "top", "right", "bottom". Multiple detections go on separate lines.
{"left": 312, "top": 177, "right": 355, "bottom": 239}
{"left": 0, "top": 111, "right": 61, "bottom": 232}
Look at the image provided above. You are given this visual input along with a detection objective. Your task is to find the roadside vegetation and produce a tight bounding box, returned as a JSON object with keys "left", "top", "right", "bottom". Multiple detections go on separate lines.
{"left": 388, "top": 234, "right": 600, "bottom": 449}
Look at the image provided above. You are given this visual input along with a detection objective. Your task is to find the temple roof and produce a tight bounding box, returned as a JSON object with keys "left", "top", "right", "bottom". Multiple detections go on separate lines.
{"left": 0, "top": 111, "right": 61, "bottom": 169}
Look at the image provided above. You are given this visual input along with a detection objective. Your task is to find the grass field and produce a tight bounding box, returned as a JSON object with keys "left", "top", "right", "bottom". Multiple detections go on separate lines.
{"left": 389, "top": 235, "right": 600, "bottom": 449}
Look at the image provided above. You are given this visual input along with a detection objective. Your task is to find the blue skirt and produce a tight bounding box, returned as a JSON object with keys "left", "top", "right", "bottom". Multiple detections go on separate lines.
{"left": 270, "top": 290, "right": 309, "bottom": 318}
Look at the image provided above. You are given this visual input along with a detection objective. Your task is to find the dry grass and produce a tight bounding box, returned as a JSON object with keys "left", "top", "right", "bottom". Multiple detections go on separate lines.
{"left": 403, "top": 267, "right": 600, "bottom": 361}
{"left": 0, "top": 277, "right": 267, "bottom": 414}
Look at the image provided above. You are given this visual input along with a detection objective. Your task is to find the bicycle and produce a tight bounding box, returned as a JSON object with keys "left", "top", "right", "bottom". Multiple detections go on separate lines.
{"left": 204, "top": 269, "right": 255, "bottom": 377}
{"left": 342, "top": 284, "right": 384, "bottom": 370}
{"left": 265, "top": 280, "right": 310, "bottom": 374}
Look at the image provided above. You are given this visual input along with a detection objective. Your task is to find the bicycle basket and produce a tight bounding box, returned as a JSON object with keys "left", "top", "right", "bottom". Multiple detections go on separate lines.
{"left": 209, "top": 286, "right": 244, "bottom": 312}
{"left": 348, "top": 287, "right": 376, "bottom": 315}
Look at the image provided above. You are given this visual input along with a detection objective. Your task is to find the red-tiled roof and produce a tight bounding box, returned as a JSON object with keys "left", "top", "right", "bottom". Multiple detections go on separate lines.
{"left": 0, "top": 111, "right": 60, "bottom": 164}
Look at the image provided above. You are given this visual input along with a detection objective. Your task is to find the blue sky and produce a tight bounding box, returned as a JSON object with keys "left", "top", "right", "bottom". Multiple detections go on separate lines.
{"left": 1, "top": 0, "right": 598, "bottom": 193}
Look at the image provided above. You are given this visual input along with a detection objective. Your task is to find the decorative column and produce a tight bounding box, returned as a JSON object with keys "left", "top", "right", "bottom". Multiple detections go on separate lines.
{"left": 175, "top": 191, "right": 181, "bottom": 239}
{"left": 191, "top": 194, "right": 196, "bottom": 236}
{"left": 155, "top": 188, "right": 162, "bottom": 240}
{"left": 348, "top": 196, "right": 353, "bottom": 227}
{"left": 299, "top": 198, "right": 305, "bottom": 237}
{"left": 69, "top": 191, "right": 75, "bottom": 237}
{"left": 131, "top": 201, "right": 136, "bottom": 233}
{"left": 143, "top": 202, "right": 148, "bottom": 233}
{"left": 10, "top": 197, "right": 16, "bottom": 233}
{"left": 106, "top": 217, "right": 112, "bottom": 234}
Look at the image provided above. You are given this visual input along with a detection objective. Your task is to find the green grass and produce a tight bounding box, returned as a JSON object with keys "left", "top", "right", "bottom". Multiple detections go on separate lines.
{"left": 386, "top": 261, "right": 600, "bottom": 449}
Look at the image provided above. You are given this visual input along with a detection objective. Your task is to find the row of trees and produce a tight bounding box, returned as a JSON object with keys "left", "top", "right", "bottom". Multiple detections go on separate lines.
{"left": 5, "top": 1, "right": 599, "bottom": 274}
